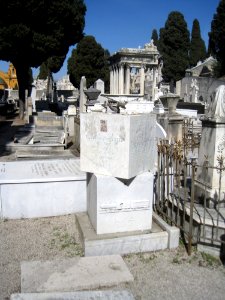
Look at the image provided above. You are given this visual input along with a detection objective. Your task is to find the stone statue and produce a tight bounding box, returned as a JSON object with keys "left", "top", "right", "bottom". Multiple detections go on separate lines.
{"left": 190, "top": 78, "right": 199, "bottom": 103}
{"left": 207, "top": 85, "right": 225, "bottom": 120}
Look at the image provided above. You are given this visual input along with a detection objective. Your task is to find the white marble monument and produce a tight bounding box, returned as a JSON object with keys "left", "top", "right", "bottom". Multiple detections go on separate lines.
{"left": 196, "top": 85, "right": 225, "bottom": 203}
{"left": 80, "top": 113, "right": 157, "bottom": 179}
{"left": 87, "top": 172, "right": 153, "bottom": 234}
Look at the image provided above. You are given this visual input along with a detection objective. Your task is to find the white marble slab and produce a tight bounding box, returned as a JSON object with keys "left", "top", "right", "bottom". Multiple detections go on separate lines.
{"left": 80, "top": 113, "right": 157, "bottom": 179}
{"left": 0, "top": 159, "right": 85, "bottom": 183}
{"left": 0, "top": 159, "right": 86, "bottom": 219}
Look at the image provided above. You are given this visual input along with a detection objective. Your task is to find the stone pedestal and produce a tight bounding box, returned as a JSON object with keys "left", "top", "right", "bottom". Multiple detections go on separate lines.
{"left": 80, "top": 113, "right": 157, "bottom": 179}
{"left": 157, "top": 93, "right": 184, "bottom": 141}
{"left": 87, "top": 172, "right": 153, "bottom": 234}
{"left": 195, "top": 119, "right": 225, "bottom": 204}
{"left": 67, "top": 105, "right": 76, "bottom": 141}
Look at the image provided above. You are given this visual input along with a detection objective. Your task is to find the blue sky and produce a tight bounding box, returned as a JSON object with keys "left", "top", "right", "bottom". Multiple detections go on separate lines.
{"left": 0, "top": 0, "right": 220, "bottom": 80}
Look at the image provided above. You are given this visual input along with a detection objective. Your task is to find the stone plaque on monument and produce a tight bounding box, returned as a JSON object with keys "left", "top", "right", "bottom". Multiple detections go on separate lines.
{"left": 80, "top": 113, "right": 157, "bottom": 179}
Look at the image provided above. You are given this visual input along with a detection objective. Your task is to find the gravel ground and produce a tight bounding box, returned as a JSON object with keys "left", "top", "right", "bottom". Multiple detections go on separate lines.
{"left": 0, "top": 214, "right": 225, "bottom": 300}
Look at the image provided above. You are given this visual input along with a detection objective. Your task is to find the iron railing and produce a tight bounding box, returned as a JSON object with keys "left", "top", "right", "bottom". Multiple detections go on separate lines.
{"left": 154, "top": 120, "right": 225, "bottom": 256}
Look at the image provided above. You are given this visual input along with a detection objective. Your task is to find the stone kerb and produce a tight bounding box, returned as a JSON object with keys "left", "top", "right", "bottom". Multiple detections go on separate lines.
{"left": 80, "top": 113, "right": 157, "bottom": 179}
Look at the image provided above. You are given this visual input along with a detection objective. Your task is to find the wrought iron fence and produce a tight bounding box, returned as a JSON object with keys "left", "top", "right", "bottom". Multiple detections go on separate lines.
{"left": 154, "top": 120, "right": 225, "bottom": 258}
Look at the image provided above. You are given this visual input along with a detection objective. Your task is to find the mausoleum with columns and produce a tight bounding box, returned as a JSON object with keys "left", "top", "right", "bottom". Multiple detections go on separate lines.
{"left": 109, "top": 40, "right": 162, "bottom": 99}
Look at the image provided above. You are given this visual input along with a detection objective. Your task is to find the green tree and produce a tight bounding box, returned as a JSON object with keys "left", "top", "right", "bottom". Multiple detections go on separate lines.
{"left": 67, "top": 35, "right": 110, "bottom": 91}
{"left": 189, "top": 19, "right": 207, "bottom": 67}
{"left": 151, "top": 29, "right": 158, "bottom": 47}
{"left": 38, "top": 62, "right": 49, "bottom": 80}
{"left": 208, "top": 0, "right": 225, "bottom": 77}
{"left": 0, "top": 0, "right": 86, "bottom": 118}
{"left": 158, "top": 11, "right": 190, "bottom": 90}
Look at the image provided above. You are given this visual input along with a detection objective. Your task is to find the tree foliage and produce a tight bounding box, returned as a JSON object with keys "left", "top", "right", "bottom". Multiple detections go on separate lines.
{"left": 208, "top": 0, "right": 225, "bottom": 77}
{"left": 158, "top": 11, "right": 190, "bottom": 88}
{"left": 189, "top": 19, "right": 207, "bottom": 67}
{"left": 0, "top": 0, "right": 86, "bottom": 118}
{"left": 67, "top": 35, "right": 110, "bottom": 91}
{"left": 38, "top": 62, "right": 48, "bottom": 80}
{"left": 38, "top": 55, "right": 66, "bottom": 80}
{"left": 151, "top": 29, "right": 158, "bottom": 47}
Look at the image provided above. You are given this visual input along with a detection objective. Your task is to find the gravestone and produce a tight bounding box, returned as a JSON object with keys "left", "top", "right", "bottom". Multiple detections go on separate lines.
{"left": 94, "top": 79, "right": 105, "bottom": 94}
{"left": 79, "top": 76, "right": 87, "bottom": 113}
{"left": 195, "top": 85, "right": 225, "bottom": 205}
{"left": 31, "top": 84, "right": 37, "bottom": 112}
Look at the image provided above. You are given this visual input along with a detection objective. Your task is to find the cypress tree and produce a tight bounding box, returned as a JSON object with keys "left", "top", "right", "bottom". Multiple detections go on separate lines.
{"left": 189, "top": 19, "right": 207, "bottom": 67}
{"left": 158, "top": 11, "right": 190, "bottom": 89}
{"left": 38, "top": 62, "right": 48, "bottom": 80}
{"left": 0, "top": 0, "right": 86, "bottom": 118}
{"left": 67, "top": 36, "right": 110, "bottom": 90}
{"left": 208, "top": 0, "right": 225, "bottom": 77}
{"left": 151, "top": 29, "right": 158, "bottom": 47}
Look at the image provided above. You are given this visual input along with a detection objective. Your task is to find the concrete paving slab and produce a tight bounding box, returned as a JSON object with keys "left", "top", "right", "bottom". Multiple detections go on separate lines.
{"left": 11, "top": 290, "right": 135, "bottom": 300}
{"left": 21, "top": 256, "right": 134, "bottom": 293}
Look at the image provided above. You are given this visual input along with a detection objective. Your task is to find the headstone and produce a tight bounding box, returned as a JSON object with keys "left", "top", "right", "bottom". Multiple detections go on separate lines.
{"left": 79, "top": 76, "right": 87, "bottom": 113}
{"left": 195, "top": 85, "right": 225, "bottom": 204}
{"left": 31, "top": 84, "right": 37, "bottom": 112}
{"left": 94, "top": 79, "right": 105, "bottom": 94}
{"left": 80, "top": 113, "right": 157, "bottom": 179}
{"left": 27, "top": 97, "right": 33, "bottom": 123}
{"left": 66, "top": 105, "right": 76, "bottom": 139}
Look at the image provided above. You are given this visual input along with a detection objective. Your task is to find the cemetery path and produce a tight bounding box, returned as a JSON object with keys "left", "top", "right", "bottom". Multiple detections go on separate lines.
{"left": 0, "top": 114, "right": 26, "bottom": 161}
{"left": 0, "top": 214, "right": 225, "bottom": 300}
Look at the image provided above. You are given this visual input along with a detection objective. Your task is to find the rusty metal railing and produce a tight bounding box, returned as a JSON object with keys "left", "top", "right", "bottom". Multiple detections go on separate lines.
{"left": 154, "top": 120, "right": 225, "bottom": 257}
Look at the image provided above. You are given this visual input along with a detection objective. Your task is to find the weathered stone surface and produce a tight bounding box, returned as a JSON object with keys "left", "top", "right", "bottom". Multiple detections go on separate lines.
{"left": 87, "top": 172, "right": 153, "bottom": 234}
{"left": 80, "top": 113, "right": 157, "bottom": 179}
{"left": 21, "top": 256, "right": 134, "bottom": 293}
{"left": 11, "top": 290, "right": 135, "bottom": 300}
{"left": 0, "top": 159, "right": 86, "bottom": 219}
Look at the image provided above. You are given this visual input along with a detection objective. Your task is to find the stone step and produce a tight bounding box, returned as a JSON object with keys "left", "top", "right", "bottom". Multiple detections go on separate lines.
{"left": 21, "top": 255, "right": 134, "bottom": 294}
{"left": 11, "top": 290, "right": 135, "bottom": 300}
{"left": 16, "top": 149, "right": 75, "bottom": 159}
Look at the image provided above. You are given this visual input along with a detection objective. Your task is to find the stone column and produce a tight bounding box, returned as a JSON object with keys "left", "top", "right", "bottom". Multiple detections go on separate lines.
{"left": 119, "top": 63, "right": 124, "bottom": 94}
{"left": 115, "top": 65, "right": 119, "bottom": 94}
{"left": 140, "top": 65, "right": 145, "bottom": 95}
{"left": 152, "top": 67, "right": 157, "bottom": 100}
{"left": 113, "top": 66, "right": 117, "bottom": 94}
{"left": 125, "top": 64, "right": 130, "bottom": 94}
{"left": 110, "top": 67, "right": 113, "bottom": 94}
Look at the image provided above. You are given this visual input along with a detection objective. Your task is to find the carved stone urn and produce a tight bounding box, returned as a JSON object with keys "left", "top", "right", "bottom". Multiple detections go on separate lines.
{"left": 159, "top": 93, "right": 180, "bottom": 115}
